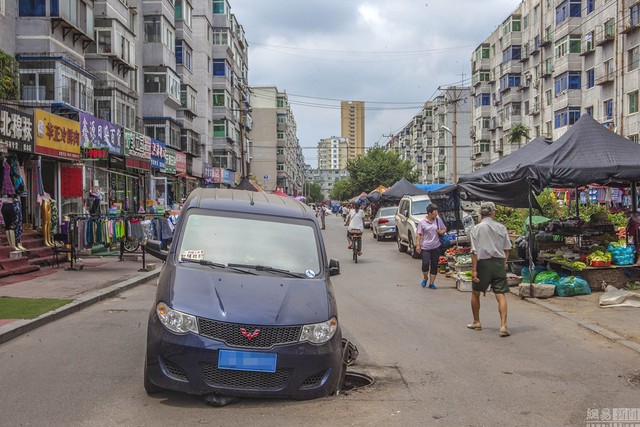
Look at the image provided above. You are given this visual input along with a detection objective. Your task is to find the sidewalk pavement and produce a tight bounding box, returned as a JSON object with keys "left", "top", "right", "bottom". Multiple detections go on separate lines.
{"left": 0, "top": 255, "right": 160, "bottom": 344}
{"left": 1, "top": 254, "right": 639, "bottom": 356}
{"left": 442, "top": 272, "right": 640, "bottom": 354}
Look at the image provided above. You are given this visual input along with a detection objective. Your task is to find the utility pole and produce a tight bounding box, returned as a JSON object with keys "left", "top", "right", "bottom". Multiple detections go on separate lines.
{"left": 452, "top": 85, "right": 458, "bottom": 184}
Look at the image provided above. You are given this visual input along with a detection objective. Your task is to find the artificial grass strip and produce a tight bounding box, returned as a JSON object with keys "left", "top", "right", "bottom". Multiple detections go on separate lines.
{"left": 0, "top": 297, "right": 72, "bottom": 319}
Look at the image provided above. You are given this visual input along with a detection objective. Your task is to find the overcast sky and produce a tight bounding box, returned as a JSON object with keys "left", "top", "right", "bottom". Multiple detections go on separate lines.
{"left": 231, "top": 0, "right": 520, "bottom": 167}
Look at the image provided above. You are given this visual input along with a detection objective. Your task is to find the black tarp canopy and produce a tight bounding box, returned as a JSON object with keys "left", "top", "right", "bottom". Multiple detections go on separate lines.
{"left": 431, "top": 138, "right": 551, "bottom": 209}
{"left": 527, "top": 114, "right": 640, "bottom": 191}
{"left": 236, "top": 178, "right": 260, "bottom": 192}
{"left": 380, "top": 178, "right": 428, "bottom": 202}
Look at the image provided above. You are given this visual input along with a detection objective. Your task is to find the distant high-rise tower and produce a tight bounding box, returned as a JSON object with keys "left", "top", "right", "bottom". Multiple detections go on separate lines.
{"left": 341, "top": 101, "right": 365, "bottom": 159}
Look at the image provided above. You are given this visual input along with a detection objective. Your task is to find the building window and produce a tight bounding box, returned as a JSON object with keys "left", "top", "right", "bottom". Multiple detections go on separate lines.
{"left": 545, "top": 89, "right": 552, "bottom": 106}
{"left": 584, "top": 31, "right": 594, "bottom": 51}
{"left": 556, "top": 0, "right": 581, "bottom": 24}
{"left": 587, "top": 0, "right": 595, "bottom": 14}
{"left": 213, "top": 29, "right": 228, "bottom": 45}
{"left": 19, "top": 0, "right": 46, "bottom": 16}
{"left": 502, "top": 45, "right": 521, "bottom": 63}
{"left": 629, "top": 91, "right": 639, "bottom": 114}
{"left": 212, "top": 89, "right": 225, "bottom": 106}
{"left": 605, "top": 18, "right": 615, "bottom": 37}
{"left": 144, "top": 17, "right": 161, "bottom": 43}
{"left": 276, "top": 97, "right": 285, "bottom": 108}
{"left": 475, "top": 44, "right": 490, "bottom": 61}
{"left": 631, "top": 4, "right": 640, "bottom": 26}
{"left": 499, "top": 73, "right": 521, "bottom": 90}
{"left": 554, "top": 107, "right": 581, "bottom": 128}
{"left": 554, "top": 72, "right": 581, "bottom": 94}
{"left": 555, "top": 35, "right": 581, "bottom": 58}
{"left": 276, "top": 163, "right": 284, "bottom": 172}
{"left": 212, "top": 0, "right": 224, "bottom": 14}
{"left": 604, "top": 99, "right": 613, "bottom": 120}
{"left": 523, "top": 14, "right": 529, "bottom": 29}
{"left": 585, "top": 106, "right": 593, "bottom": 117}
{"left": 212, "top": 59, "right": 226, "bottom": 76}
{"left": 277, "top": 132, "right": 284, "bottom": 139}
{"left": 629, "top": 46, "right": 639, "bottom": 71}
{"left": 20, "top": 72, "right": 55, "bottom": 101}
{"left": 213, "top": 120, "right": 226, "bottom": 138}
{"left": 586, "top": 68, "right": 595, "bottom": 88}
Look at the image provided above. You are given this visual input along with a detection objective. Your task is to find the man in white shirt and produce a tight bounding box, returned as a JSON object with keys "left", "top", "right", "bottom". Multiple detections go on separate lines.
{"left": 468, "top": 201, "right": 513, "bottom": 337}
{"left": 345, "top": 203, "right": 365, "bottom": 255}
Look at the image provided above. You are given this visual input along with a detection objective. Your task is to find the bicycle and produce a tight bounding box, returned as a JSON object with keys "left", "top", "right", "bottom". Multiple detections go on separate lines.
{"left": 348, "top": 230, "right": 362, "bottom": 263}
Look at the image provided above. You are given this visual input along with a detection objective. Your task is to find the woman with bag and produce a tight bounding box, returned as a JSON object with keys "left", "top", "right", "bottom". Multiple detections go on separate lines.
{"left": 415, "top": 203, "right": 447, "bottom": 289}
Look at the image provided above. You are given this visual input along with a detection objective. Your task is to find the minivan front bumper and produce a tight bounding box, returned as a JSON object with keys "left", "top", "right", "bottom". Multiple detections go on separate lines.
{"left": 146, "top": 314, "right": 343, "bottom": 399}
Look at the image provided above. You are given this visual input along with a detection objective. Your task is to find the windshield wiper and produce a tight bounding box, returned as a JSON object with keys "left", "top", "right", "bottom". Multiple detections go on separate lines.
{"left": 179, "top": 259, "right": 258, "bottom": 275}
{"left": 228, "top": 263, "right": 305, "bottom": 278}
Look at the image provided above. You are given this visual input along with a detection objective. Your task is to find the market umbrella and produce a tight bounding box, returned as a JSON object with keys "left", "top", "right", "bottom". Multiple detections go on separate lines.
{"left": 272, "top": 190, "right": 289, "bottom": 197}
{"left": 521, "top": 215, "right": 550, "bottom": 234}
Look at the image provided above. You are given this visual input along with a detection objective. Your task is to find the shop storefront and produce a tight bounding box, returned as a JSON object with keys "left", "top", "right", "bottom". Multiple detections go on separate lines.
{"left": 34, "top": 108, "right": 81, "bottom": 222}
{"left": 123, "top": 129, "right": 151, "bottom": 213}
{"left": 149, "top": 138, "right": 167, "bottom": 211}
{"left": 211, "top": 167, "right": 236, "bottom": 189}
{"left": 0, "top": 105, "right": 36, "bottom": 231}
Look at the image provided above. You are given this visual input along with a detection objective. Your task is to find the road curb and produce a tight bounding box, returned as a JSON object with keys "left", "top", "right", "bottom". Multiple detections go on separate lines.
{"left": 510, "top": 287, "right": 640, "bottom": 355}
{"left": 0, "top": 269, "right": 160, "bottom": 345}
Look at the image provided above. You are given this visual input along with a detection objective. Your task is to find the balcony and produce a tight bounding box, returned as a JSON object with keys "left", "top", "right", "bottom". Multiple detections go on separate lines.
{"left": 622, "top": 16, "right": 640, "bottom": 34}
{"left": 596, "top": 71, "right": 615, "bottom": 85}
{"left": 531, "top": 102, "right": 541, "bottom": 115}
{"left": 540, "top": 35, "right": 553, "bottom": 47}
{"left": 580, "top": 41, "right": 595, "bottom": 56}
{"left": 596, "top": 30, "right": 615, "bottom": 46}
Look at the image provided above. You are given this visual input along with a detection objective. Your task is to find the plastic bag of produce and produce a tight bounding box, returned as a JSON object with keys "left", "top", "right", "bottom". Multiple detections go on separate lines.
{"left": 521, "top": 265, "right": 547, "bottom": 283}
{"left": 533, "top": 270, "right": 560, "bottom": 285}
{"left": 556, "top": 276, "right": 591, "bottom": 297}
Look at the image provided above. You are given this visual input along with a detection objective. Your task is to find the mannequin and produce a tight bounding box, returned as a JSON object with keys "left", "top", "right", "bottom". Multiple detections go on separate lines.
{"left": 2, "top": 196, "right": 17, "bottom": 250}
{"left": 41, "top": 199, "right": 53, "bottom": 247}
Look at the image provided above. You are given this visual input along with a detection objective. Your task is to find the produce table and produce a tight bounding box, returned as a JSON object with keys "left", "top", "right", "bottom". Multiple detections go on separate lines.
{"left": 544, "top": 259, "right": 636, "bottom": 291}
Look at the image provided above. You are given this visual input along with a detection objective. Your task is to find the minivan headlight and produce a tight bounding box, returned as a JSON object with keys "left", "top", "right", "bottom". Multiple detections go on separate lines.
{"left": 156, "top": 302, "right": 199, "bottom": 334}
{"left": 300, "top": 317, "right": 338, "bottom": 344}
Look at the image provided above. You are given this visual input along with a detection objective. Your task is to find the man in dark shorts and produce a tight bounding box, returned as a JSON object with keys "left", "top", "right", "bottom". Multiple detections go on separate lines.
{"left": 468, "top": 202, "right": 512, "bottom": 337}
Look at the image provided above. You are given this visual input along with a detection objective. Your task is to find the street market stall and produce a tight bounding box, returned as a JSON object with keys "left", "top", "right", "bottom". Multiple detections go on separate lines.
{"left": 433, "top": 115, "right": 640, "bottom": 294}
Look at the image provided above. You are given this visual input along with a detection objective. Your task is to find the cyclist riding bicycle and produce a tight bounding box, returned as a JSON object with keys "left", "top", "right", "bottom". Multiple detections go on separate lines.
{"left": 344, "top": 202, "right": 365, "bottom": 256}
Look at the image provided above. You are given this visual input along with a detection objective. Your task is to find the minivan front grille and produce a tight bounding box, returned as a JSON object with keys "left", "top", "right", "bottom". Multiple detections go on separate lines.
{"left": 201, "top": 363, "right": 291, "bottom": 389}
{"left": 198, "top": 318, "right": 302, "bottom": 348}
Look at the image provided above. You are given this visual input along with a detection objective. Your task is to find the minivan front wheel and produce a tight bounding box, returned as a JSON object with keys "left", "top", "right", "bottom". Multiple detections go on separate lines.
{"left": 397, "top": 234, "right": 407, "bottom": 252}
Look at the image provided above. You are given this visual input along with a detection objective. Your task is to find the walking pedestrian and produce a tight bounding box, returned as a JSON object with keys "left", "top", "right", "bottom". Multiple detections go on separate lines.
{"left": 319, "top": 204, "right": 326, "bottom": 229}
{"left": 467, "top": 201, "right": 513, "bottom": 337}
{"left": 415, "top": 203, "right": 447, "bottom": 289}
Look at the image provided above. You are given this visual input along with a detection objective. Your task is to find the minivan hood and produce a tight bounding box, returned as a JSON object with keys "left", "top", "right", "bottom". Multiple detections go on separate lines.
{"left": 167, "top": 265, "right": 331, "bottom": 325}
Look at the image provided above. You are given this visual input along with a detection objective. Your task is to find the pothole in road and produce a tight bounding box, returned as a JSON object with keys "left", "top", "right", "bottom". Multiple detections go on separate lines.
{"left": 340, "top": 371, "right": 375, "bottom": 391}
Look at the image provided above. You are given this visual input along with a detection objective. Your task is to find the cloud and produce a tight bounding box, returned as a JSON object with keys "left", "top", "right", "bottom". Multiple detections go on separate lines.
{"left": 231, "top": 0, "right": 520, "bottom": 166}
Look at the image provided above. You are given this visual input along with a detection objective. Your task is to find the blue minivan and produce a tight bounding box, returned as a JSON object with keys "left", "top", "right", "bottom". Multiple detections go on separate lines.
{"left": 144, "top": 188, "right": 343, "bottom": 399}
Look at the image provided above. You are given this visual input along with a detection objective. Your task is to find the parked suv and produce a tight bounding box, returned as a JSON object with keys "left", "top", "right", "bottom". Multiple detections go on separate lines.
{"left": 395, "top": 194, "right": 470, "bottom": 258}
{"left": 395, "top": 194, "right": 433, "bottom": 259}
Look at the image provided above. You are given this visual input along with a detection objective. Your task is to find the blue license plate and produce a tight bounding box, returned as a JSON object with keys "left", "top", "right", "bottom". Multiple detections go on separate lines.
{"left": 218, "top": 350, "right": 277, "bottom": 373}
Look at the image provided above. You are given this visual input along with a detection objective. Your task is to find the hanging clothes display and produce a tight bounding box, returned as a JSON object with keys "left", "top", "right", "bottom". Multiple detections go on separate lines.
{"left": 1, "top": 159, "right": 16, "bottom": 196}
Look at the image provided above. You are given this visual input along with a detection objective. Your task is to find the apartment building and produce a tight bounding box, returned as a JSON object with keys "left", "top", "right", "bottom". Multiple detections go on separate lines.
{"left": 193, "top": 0, "right": 250, "bottom": 181}
{"left": 472, "top": 0, "right": 640, "bottom": 169}
{"left": 306, "top": 168, "right": 349, "bottom": 199}
{"left": 250, "top": 86, "right": 304, "bottom": 195}
{"left": 341, "top": 100, "right": 365, "bottom": 160}
{"left": 384, "top": 86, "right": 472, "bottom": 184}
{"left": 0, "top": 0, "right": 253, "bottom": 229}
{"left": 317, "top": 136, "right": 348, "bottom": 170}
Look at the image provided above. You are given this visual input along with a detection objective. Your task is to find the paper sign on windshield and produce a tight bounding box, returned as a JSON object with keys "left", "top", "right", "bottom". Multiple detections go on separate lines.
{"left": 181, "top": 250, "right": 204, "bottom": 261}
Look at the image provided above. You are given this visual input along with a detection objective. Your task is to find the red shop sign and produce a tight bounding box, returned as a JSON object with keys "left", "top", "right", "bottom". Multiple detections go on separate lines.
{"left": 60, "top": 166, "right": 83, "bottom": 198}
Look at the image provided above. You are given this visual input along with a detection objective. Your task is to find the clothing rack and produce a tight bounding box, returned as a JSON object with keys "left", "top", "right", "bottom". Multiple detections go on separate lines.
{"left": 64, "top": 213, "right": 173, "bottom": 269}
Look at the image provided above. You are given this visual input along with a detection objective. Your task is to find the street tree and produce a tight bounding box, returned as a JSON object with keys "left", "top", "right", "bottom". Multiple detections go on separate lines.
{"left": 330, "top": 178, "right": 355, "bottom": 201}
{"left": 346, "top": 147, "right": 418, "bottom": 195}
{"left": 0, "top": 49, "right": 20, "bottom": 100}
{"left": 507, "top": 123, "right": 530, "bottom": 146}
{"left": 304, "top": 182, "right": 324, "bottom": 204}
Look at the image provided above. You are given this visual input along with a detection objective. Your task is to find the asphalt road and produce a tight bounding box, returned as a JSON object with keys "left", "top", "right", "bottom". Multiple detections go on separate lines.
{"left": 0, "top": 214, "right": 639, "bottom": 426}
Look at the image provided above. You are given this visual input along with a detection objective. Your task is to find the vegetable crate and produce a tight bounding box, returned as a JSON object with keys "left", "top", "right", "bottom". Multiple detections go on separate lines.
{"left": 456, "top": 277, "right": 473, "bottom": 292}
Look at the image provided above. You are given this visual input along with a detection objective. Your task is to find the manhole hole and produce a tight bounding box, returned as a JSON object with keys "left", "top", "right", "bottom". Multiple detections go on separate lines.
{"left": 341, "top": 372, "right": 374, "bottom": 391}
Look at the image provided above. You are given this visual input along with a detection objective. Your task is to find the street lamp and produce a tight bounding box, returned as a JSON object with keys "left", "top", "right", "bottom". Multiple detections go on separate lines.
{"left": 441, "top": 126, "right": 457, "bottom": 184}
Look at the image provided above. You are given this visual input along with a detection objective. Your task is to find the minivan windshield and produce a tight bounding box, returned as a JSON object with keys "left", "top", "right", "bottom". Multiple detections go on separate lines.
{"left": 411, "top": 199, "right": 431, "bottom": 215}
{"left": 177, "top": 212, "right": 322, "bottom": 276}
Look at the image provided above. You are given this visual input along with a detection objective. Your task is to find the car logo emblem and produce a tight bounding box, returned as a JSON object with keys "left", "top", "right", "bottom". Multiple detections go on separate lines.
{"left": 240, "top": 328, "right": 260, "bottom": 340}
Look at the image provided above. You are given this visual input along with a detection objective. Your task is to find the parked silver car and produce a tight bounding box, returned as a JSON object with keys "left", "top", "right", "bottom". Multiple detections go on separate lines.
{"left": 371, "top": 206, "right": 398, "bottom": 241}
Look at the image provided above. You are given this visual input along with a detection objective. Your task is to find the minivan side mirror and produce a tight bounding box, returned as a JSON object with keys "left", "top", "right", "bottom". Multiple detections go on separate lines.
{"left": 145, "top": 240, "right": 168, "bottom": 261}
{"left": 329, "top": 259, "right": 340, "bottom": 276}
